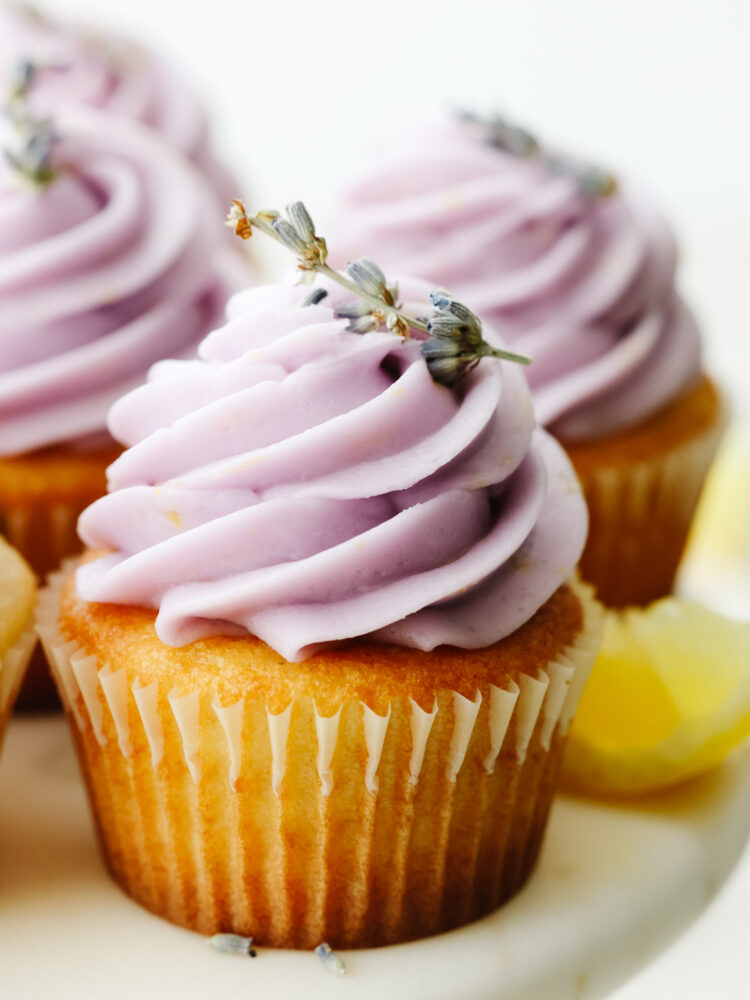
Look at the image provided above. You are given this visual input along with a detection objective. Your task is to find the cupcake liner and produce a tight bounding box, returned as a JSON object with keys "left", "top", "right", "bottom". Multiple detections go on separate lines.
{"left": 37, "top": 572, "right": 602, "bottom": 948}
{"left": 577, "top": 416, "right": 725, "bottom": 607}
{"left": 0, "top": 626, "right": 37, "bottom": 746}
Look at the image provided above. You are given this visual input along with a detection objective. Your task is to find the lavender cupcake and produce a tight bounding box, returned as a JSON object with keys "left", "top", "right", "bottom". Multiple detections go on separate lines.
{"left": 332, "top": 113, "right": 725, "bottom": 605}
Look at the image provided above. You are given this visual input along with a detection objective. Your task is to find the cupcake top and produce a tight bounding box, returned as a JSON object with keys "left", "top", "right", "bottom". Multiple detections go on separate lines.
{"left": 77, "top": 215, "right": 588, "bottom": 661}
{"left": 332, "top": 114, "right": 702, "bottom": 442}
{"left": 0, "top": 3, "right": 234, "bottom": 202}
{"left": 0, "top": 105, "right": 244, "bottom": 456}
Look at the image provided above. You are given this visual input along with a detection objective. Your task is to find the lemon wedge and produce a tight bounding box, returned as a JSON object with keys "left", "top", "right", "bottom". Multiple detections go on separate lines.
{"left": 0, "top": 536, "right": 35, "bottom": 654}
{"left": 685, "top": 426, "right": 750, "bottom": 567}
{"left": 562, "top": 599, "right": 750, "bottom": 796}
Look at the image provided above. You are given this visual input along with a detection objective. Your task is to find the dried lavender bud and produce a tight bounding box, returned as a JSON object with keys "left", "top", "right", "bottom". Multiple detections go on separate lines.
{"left": 300, "top": 287, "right": 328, "bottom": 307}
{"left": 420, "top": 335, "right": 480, "bottom": 386}
{"left": 286, "top": 200, "right": 316, "bottom": 243}
{"left": 421, "top": 344, "right": 476, "bottom": 386}
{"left": 429, "top": 290, "right": 480, "bottom": 327}
{"left": 271, "top": 217, "right": 308, "bottom": 254}
{"left": 545, "top": 155, "right": 618, "bottom": 197}
{"left": 574, "top": 165, "right": 617, "bottom": 198}
{"left": 9, "top": 58, "right": 35, "bottom": 100}
{"left": 3, "top": 113, "right": 57, "bottom": 186}
{"left": 488, "top": 114, "right": 540, "bottom": 158}
{"left": 428, "top": 291, "right": 484, "bottom": 349}
{"left": 209, "top": 933, "right": 256, "bottom": 957}
{"left": 335, "top": 299, "right": 374, "bottom": 319}
{"left": 422, "top": 289, "right": 530, "bottom": 386}
{"left": 346, "top": 258, "right": 390, "bottom": 299}
{"left": 315, "top": 942, "right": 347, "bottom": 976}
{"left": 266, "top": 203, "right": 328, "bottom": 268}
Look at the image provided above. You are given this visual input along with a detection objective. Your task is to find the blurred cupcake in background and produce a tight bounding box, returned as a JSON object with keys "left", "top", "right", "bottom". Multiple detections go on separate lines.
{"left": 0, "top": 2, "right": 238, "bottom": 204}
{"left": 0, "top": 99, "right": 244, "bottom": 705}
{"left": 332, "top": 112, "right": 726, "bottom": 607}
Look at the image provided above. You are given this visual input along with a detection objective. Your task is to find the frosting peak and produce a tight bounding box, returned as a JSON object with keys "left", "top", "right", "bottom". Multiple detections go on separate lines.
{"left": 332, "top": 115, "right": 702, "bottom": 441}
{"left": 77, "top": 277, "right": 587, "bottom": 661}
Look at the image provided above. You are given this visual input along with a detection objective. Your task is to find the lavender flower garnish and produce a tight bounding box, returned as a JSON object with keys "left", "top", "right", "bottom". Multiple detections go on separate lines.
{"left": 462, "top": 110, "right": 617, "bottom": 198}
{"left": 226, "top": 200, "right": 531, "bottom": 386}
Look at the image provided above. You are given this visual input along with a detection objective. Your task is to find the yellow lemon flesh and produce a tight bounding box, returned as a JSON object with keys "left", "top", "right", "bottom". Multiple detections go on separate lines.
{"left": 563, "top": 599, "right": 750, "bottom": 797}
{"left": 0, "top": 536, "right": 36, "bottom": 654}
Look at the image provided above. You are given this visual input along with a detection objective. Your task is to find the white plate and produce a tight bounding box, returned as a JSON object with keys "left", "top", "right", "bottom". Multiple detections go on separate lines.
{"left": 1, "top": 717, "right": 748, "bottom": 1000}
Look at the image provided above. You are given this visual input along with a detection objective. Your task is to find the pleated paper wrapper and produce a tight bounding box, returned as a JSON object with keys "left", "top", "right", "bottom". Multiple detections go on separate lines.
{"left": 576, "top": 415, "right": 725, "bottom": 607}
{"left": 0, "top": 625, "right": 37, "bottom": 747}
{"left": 37, "top": 572, "right": 603, "bottom": 949}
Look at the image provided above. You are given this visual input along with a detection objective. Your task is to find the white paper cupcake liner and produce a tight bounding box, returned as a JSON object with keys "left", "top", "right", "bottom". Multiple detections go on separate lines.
{"left": 578, "top": 415, "right": 725, "bottom": 606}
{"left": 37, "top": 568, "right": 602, "bottom": 947}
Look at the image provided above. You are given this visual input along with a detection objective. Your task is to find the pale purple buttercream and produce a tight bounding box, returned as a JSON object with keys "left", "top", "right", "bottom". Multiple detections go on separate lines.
{"left": 0, "top": 106, "right": 245, "bottom": 455}
{"left": 0, "top": 4, "right": 235, "bottom": 202}
{"left": 76, "top": 277, "right": 588, "bottom": 661}
{"left": 332, "top": 116, "right": 702, "bottom": 442}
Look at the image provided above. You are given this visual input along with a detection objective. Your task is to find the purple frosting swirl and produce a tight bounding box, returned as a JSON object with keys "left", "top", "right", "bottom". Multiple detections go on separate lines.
{"left": 0, "top": 106, "right": 245, "bottom": 456}
{"left": 0, "top": 4, "right": 235, "bottom": 202}
{"left": 77, "top": 277, "right": 588, "bottom": 661}
{"left": 332, "top": 115, "right": 702, "bottom": 441}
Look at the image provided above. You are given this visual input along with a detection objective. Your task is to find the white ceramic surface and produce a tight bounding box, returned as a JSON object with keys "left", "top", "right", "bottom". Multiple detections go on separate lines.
{"left": 0, "top": 717, "right": 748, "bottom": 1000}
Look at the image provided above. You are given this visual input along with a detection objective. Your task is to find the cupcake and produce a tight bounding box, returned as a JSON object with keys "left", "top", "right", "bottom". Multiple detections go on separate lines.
{"left": 332, "top": 113, "right": 725, "bottom": 606}
{"left": 0, "top": 536, "right": 36, "bottom": 746}
{"left": 0, "top": 2, "right": 236, "bottom": 203}
{"left": 0, "top": 103, "right": 243, "bottom": 704}
{"left": 38, "top": 205, "right": 603, "bottom": 948}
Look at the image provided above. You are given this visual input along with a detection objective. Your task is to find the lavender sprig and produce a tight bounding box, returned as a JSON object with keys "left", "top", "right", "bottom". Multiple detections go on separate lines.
{"left": 462, "top": 110, "right": 617, "bottom": 198}
{"left": 226, "top": 200, "right": 531, "bottom": 386}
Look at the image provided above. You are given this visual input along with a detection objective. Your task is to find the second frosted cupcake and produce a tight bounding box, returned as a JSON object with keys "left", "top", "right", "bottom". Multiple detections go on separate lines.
{"left": 332, "top": 113, "right": 725, "bottom": 606}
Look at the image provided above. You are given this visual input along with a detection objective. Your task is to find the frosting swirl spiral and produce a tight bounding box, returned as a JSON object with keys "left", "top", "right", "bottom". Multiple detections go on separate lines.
{"left": 0, "top": 106, "right": 244, "bottom": 455}
{"left": 332, "top": 116, "right": 702, "bottom": 442}
{"left": 77, "top": 277, "right": 588, "bottom": 661}
{"left": 0, "top": 4, "right": 234, "bottom": 201}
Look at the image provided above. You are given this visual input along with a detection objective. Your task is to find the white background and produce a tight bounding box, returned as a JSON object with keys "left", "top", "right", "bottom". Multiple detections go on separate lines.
{"left": 19, "top": 1, "right": 750, "bottom": 997}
